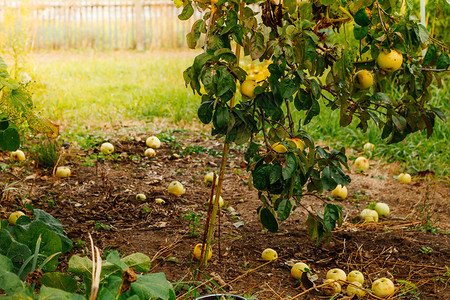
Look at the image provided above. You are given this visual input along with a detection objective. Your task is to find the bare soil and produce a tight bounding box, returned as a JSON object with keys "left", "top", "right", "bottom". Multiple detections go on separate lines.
{"left": 1, "top": 128, "right": 449, "bottom": 299}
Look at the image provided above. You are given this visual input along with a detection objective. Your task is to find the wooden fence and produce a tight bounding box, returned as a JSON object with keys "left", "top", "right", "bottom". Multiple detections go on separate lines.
{"left": 0, "top": 0, "right": 202, "bottom": 50}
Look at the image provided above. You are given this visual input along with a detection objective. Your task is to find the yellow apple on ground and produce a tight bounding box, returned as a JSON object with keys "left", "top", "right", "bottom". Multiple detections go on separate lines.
{"left": 144, "top": 148, "right": 156, "bottom": 158}
{"left": 347, "top": 281, "right": 366, "bottom": 297}
{"left": 204, "top": 172, "right": 218, "bottom": 186}
{"left": 353, "top": 70, "right": 374, "bottom": 89}
{"left": 146, "top": 136, "right": 161, "bottom": 149}
{"left": 261, "top": 248, "right": 278, "bottom": 261}
{"left": 372, "top": 278, "right": 395, "bottom": 298}
{"left": 209, "top": 195, "right": 224, "bottom": 208}
{"left": 8, "top": 211, "right": 25, "bottom": 225}
{"left": 360, "top": 209, "right": 379, "bottom": 222}
{"left": 240, "top": 80, "right": 257, "bottom": 98}
{"left": 322, "top": 279, "right": 342, "bottom": 296}
{"left": 136, "top": 194, "right": 146, "bottom": 201}
{"left": 347, "top": 270, "right": 365, "bottom": 285}
{"left": 271, "top": 142, "right": 287, "bottom": 154}
{"left": 193, "top": 243, "right": 212, "bottom": 261}
{"left": 377, "top": 49, "right": 403, "bottom": 72}
{"left": 168, "top": 181, "right": 185, "bottom": 196}
{"left": 291, "top": 262, "right": 309, "bottom": 280}
{"left": 155, "top": 198, "right": 165, "bottom": 204}
{"left": 56, "top": 166, "right": 71, "bottom": 178}
{"left": 398, "top": 173, "right": 412, "bottom": 183}
{"left": 326, "top": 268, "right": 347, "bottom": 282}
{"left": 331, "top": 184, "right": 348, "bottom": 200}
{"left": 10, "top": 150, "right": 25, "bottom": 162}
{"left": 288, "top": 138, "right": 305, "bottom": 151}
{"left": 100, "top": 142, "right": 114, "bottom": 154}
{"left": 375, "top": 202, "right": 390, "bottom": 217}
{"left": 354, "top": 156, "right": 370, "bottom": 171}
{"left": 363, "top": 142, "right": 375, "bottom": 151}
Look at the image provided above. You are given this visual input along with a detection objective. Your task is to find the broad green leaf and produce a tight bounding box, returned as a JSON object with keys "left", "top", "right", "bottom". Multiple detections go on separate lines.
{"left": 39, "top": 286, "right": 85, "bottom": 300}
{"left": 249, "top": 32, "right": 265, "bottom": 60}
{"left": 40, "top": 272, "right": 79, "bottom": 294}
{"left": 283, "top": 0, "right": 297, "bottom": 14}
{"left": 281, "top": 76, "right": 300, "bottom": 99}
{"left": 321, "top": 166, "right": 337, "bottom": 191}
{"left": 304, "top": 99, "right": 320, "bottom": 125}
{"left": 277, "top": 198, "right": 292, "bottom": 221}
{"left": 252, "top": 164, "right": 271, "bottom": 191}
{"left": 33, "top": 209, "right": 73, "bottom": 253}
{"left": 0, "top": 127, "right": 20, "bottom": 151}
{"left": 121, "top": 253, "right": 152, "bottom": 273}
{"left": 0, "top": 229, "right": 32, "bottom": 274}
{"left": 106, "top": 250, "right": 129, "bottom": 271}
{"left": 282, "top": 153, "right": 298, "bottom": 180}
{"left": 178, "top": 3, "right": 194, "bottom": 21}
{"left": 371, "top": 92, "right": 391, "bottom": 105}
{"left": 353, "top": 25, "right": 369, "bottom": 40}
{"left": 436, "top": 53, "right": 450, "bottom": 70}
{"left": 197, "top": 101, "right": 214, "bottom": 124}
{"left": 323, "top": 204, "right": 343, "bottom": 231}
{"left": 213, "top": 106, "right": 230, "bottom": 129}
{"left": 413, "top": 24, "right": 429, "bottom": 44}
{"left": 0, "top": 272, "right": 24, "bottom": 296}
{"left": 259, "top": 207, "right": 279, "bottom": 233}
{"left": 423, "top": 44, "right": 436, "bottom": 65}
{"left": 0, "top": 254, "right": 13, "bottom": 272}
{"left": 119, "top": 273, "right": 175, "bottom": 300}
{"left": 270, "top": 164, "right": 282, "bottom": 185}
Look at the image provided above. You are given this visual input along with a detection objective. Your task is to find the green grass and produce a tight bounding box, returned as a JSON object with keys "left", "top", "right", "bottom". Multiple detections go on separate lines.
{"left": 28, "top": 51, "right": 448, "bottom": 177}
{"left": 30, "top": 51, "right": 201, "bottom": 127}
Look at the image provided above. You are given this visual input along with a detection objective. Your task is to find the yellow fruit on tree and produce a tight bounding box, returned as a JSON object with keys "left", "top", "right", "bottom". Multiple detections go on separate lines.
{"left": 271, "top": 142, "right": 287, "bottom": 154}
{"left": 288, "top": 138, "right": 305, "bottom": 151}
{"left": 353, "top": 70, "right": 374, "bottom": 89}
{"left": 240, "top": 80, "right": 257, "bottom": 98}
{"left": 377, "top": 49, "right": 403, "bottom": 72}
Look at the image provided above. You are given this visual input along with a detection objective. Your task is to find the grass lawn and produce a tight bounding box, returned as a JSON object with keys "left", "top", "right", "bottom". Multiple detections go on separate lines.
{"left": 28, "top": 50, "right": 449, "bottom": 177}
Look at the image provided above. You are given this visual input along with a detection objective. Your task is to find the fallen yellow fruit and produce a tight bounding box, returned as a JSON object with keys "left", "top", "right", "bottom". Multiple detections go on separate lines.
{"left": 193, "top": 243, "right": 212, "bottom": 261}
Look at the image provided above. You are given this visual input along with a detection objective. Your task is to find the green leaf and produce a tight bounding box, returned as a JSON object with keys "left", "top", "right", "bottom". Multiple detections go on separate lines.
{"left": 323, "top": 204, "right": 343, "bottom": 231}
{"left": 249, "top": 32, "right": 265, "bottom": 60}
{"left": 0, "top": 254, "right": 14, "bottom": 273}
{"left": 283, "top": 0, "right": 297, "bottom": 14}
{"left": 0, "top": 127, "right": 20, "bottom": 151}
{"left": 354, "top": 25, "right": 369, "bottom": 40}
{"left": 304, "top": 99, "right": 320, "bottom": 125}
{"left": 321, "top": 166, "right": 337, "bottom": 191}
{"left": 119, "top": 273, "right": 175, "bottom": 300}
{"left": 310, "top": 79, "right": 321, "bottom": 99}
{"left": 121, "top": 253, "right": 152, "bottom": 273}
{"left": 106, "top": 250, "right": 128, "bottom": 271}
{"left": 270, "top": 164, "right": 282, "bottom": 185}
{"left": 430, "top": 107, "right": 446, "bottom": 122}
{"left": 39, "top": 286, "right": 85, "bottom": 300}
{"left": 213, "top": 106, "right": 230, "bottom": 130}
{"left": 197, "top": 101, "right": 214, "bottom": 124}
{"left": 423, "top": 44, "right": 436, "bottom": 65}
{"left": 0, "top": 272, "right": 25, "bottom": 296}
{"left": 281, "top": 76, "right": 300, "bottom": 99}
{"left": 372, "top": 92, "right": 391, "bottom": 105}
{"left": 436, "top": 53, "right": 450, "bottom": 70}
{"left": 277, "top": 198, "right": 292, "bottom": 221}
{"left": 392, "top": 114, "right": 407, "bottom": 131}
{"left": 413, "top": 24, "right": 429, "bottom": 44}
{"left": 259, "top": 207, "right": 279, "bottom": 233}
{"left": 178, "top": 3, "right": 194, "bottom": 21}
{"left": 282, "top": 153, "right": 298, "bottom": 180}
{"left": 33, "top": 209, "right": 73, "bottom": 253}
{"left": 40, "top": 272, "right": 79, "bottom": 294}
{"left": 252, "top": 164, "right": 271, "bottom": 191}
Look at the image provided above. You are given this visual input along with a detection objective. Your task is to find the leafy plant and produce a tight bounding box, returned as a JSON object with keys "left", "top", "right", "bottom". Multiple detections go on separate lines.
{"left": 0, "top": 56, "right": 59, "bottom": 152}
{"left": 177, "top": 0, "right": 448, "bottom": 246}
{"left": 0, "top": 209, "right": 72, "bottom": 280}
{"left": 182, "top": 210, "right": 203, "bottom": 237}
{"left": 30, "top": 137, "right": 61, "bottom": 169}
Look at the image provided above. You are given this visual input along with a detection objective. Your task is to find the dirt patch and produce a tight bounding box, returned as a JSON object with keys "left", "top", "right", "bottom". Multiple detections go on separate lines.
{"left": 1, "top": 129, "right": 449, "bottom": 299}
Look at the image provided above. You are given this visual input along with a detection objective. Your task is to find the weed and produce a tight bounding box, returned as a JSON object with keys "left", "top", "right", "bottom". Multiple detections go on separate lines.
{"left": 397, "top": 280, "right": 420, "bottom": 298}
{"left": 419, "top": 246, "right": 433, "bottom": 254}
{"left": 182, "top": 210, "right": 203, "bottom": 237}
{"left": 352, "top": 190, "right": 368, "bottom": 202}
{"left": 415, "top": 183, "right": 440, "bottom": 234}
{"left": 94, "top": 221, "right": 116, "bottom": 231}
{"left": 141, "top": 205, "right": 151, "bottom": 214}
{"left": 30, "top": 138, "right": 61, "bottom": 169}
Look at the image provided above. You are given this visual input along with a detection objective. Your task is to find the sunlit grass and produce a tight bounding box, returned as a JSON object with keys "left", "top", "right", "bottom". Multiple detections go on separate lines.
{"left": 29, "top": 51, "right": 448, "bottom": 177}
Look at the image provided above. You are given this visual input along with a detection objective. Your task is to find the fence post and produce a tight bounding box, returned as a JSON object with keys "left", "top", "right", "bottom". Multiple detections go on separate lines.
{"left": 134, "top": 0, "right": 144, "bottom": 50}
